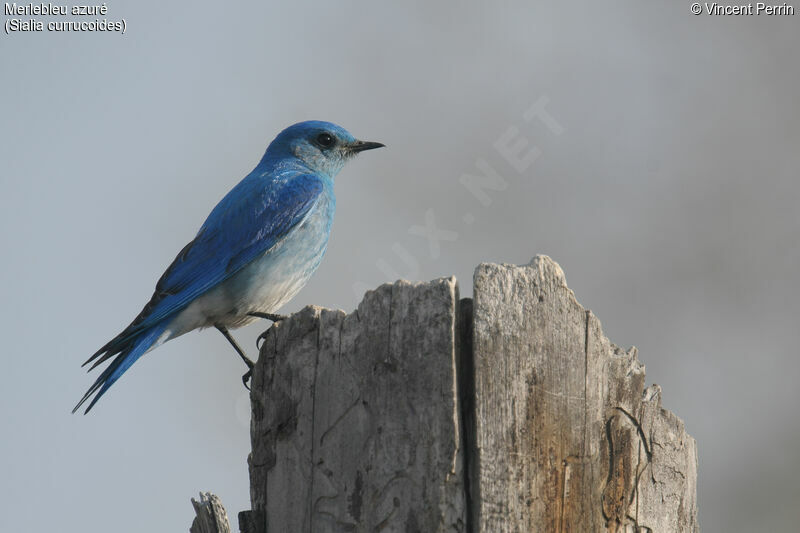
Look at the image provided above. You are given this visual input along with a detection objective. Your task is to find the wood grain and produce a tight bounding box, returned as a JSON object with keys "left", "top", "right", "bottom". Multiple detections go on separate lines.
{"left": 248, "top": 278, "right": 466, "bottom": 532}
{"left": 471, "top": 256, "right": 698, "bottom": 532}
{"left": 202, "top": 255, "right": 698, "bottom": 532}
{"left": 190, "top": 492, "right": 231, "bottom": 533}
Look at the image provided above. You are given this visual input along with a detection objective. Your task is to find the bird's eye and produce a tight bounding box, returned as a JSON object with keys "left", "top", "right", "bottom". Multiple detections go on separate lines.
{"left": 316, "top": 133, "right": 335, "bottom": 148}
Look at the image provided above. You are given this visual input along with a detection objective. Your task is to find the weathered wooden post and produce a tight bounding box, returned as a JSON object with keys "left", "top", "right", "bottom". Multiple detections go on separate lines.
{"left": 190, "top": 492, "right": 231, "bottom": 533}
{"left": 245, "top": 277, "right": 466, "bottom": 532}
{"left": 470, "top": 257, "right": 697, "bottom": 532}
{"left": 193, "top": 256, "right": 698, "bottom": 532}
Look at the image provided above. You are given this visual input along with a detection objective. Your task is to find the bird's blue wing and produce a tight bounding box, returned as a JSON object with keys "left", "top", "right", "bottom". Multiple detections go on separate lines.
{"left": 76, "top": 171, "right": 324, "bottom": 412}
{"left": 143, "top": 171, "right": 324, "bottom": 327}
{"left": 87, "top": 171, "right": 324, "bottom": 362}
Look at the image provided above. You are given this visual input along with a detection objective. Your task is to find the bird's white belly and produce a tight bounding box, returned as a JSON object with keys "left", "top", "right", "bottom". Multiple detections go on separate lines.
{"left": 164, "top": 196, "right": 333, "bottom": 340}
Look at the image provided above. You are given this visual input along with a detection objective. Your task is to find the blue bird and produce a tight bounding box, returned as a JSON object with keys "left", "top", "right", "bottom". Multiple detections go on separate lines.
{"left": 74, "top": 121, "right": 384, "bottom": 414}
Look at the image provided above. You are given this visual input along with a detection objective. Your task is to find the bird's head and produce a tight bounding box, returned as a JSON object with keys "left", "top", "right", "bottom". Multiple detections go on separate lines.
{"left": 265, "top": 120, "right": 384, "bottom": 177}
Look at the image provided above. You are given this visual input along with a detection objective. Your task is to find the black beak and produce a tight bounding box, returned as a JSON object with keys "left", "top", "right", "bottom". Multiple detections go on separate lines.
{"left": 349, "top": 140, "right": 385, "bottom": 153}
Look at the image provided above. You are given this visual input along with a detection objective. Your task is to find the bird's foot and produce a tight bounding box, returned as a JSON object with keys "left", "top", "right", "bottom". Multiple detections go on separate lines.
{"left": 248, "top": 312, "right": 287, "bottom": 322}
{"left": 215, "top": 323, "right": 255, "bottom": 389}
{"left": 251, "top": 312, "right": 287, "bottom": 350}
{"left": 256, "top": 329, "right": 270, "bottom": 350}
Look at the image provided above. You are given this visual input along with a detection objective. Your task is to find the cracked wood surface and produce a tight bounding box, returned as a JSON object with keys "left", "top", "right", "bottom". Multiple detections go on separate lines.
{"left": 234, "top": 255, "right": 697, "bottom": 533}
{"left": 471, "top": 256, "right": 698, "bottom": 532}
{"left": 190, "top": 492, "right": 231, "bottom": 533}
{"left": 247, "top": 278, "right": 466, "bottom": 533}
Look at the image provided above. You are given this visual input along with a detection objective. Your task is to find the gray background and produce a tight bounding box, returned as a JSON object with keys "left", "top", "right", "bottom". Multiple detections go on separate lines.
{"left": 1, "top": 2, "right": 797, "bottom": 531}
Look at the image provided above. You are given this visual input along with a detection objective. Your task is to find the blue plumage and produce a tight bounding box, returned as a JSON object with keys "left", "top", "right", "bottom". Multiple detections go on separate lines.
{"left": 74, "top": 121, "right": 383, "bottom": 413}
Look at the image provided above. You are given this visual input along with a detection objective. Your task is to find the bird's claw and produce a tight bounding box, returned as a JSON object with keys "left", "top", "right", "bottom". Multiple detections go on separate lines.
{"left": 249, "top": 312, "right": 287, "bottom": 350}
{"left": 242, "top": 368, "right": 252, "bottom": 390}
{"left": 254, "top": 314, "right": 287, "bottom": 350}
{"left": 256, "top": 329, "right": 270, "bottom": 350}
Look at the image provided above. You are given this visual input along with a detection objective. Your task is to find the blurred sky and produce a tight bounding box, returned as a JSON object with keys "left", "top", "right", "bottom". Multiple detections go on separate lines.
{"left": 1, "top": 2, "right": 798, "bottom": 531}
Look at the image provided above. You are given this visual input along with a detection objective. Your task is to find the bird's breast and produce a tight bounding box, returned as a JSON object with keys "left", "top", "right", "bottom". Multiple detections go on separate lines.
{"left": 163, "top": 191, "right": 336, "bottom": 338}
{"left": 173, "top": 191, "right": 336, "bottom": 334}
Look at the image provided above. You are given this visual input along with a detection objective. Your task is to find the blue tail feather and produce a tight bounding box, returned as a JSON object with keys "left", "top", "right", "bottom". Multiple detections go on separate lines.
{"left": 73, "top": 322, "right": 168, "bottom": 414}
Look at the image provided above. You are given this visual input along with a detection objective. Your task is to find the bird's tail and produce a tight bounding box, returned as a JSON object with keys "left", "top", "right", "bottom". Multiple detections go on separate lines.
{"left": 73, "top": 321, "right": 169, "bottom": 414}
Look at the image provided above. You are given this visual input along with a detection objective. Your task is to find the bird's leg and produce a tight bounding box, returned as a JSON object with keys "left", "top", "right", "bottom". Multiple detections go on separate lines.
{"left": 248, "top": 311, "right": 287, "bottom": 322}
{"left": 249, "top": 312, "right": 287, "bottom": 350}
{"left": 215, "top": 324, "right": 254, "bottom": 390}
